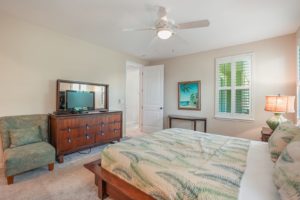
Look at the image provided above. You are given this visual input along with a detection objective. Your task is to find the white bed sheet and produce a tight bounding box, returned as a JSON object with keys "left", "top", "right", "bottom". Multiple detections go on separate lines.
{"left": 239, "top": 141, "right": 280, "bottom": 200}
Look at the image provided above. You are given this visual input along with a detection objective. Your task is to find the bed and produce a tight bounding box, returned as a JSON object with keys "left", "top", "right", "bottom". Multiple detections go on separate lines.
{"left": 94, "top": 128, "right": 280, "bottom": 200}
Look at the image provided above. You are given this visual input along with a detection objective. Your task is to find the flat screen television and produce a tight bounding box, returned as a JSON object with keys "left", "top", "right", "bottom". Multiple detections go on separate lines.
{"left": 66, "top": 90, "right": 95, "bottom": 111}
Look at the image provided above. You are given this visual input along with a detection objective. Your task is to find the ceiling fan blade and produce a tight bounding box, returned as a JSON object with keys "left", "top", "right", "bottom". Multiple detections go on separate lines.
{"left": 147, "top": 36, "right": 159, "bottom": 49}
{"left": 158, "top": 6, "right": 167, "bottom": 19}
{"left": 173, "top": 33, "right": 189, "bottom": 46}
{"left": 177, "top": 20, "right": 210, "bottom": 29}
{"left": 122, "top": 27, "right": 156, "bottom": 32}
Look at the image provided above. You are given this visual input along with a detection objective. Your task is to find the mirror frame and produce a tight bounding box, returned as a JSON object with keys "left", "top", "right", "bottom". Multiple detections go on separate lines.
{"left": 56, "top": 79, "right": 109, "bottom": 112}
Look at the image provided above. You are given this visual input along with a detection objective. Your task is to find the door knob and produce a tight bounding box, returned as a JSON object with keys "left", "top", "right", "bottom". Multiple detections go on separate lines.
{"left": 160, "top": 107, "right": 163, "bottom": 110}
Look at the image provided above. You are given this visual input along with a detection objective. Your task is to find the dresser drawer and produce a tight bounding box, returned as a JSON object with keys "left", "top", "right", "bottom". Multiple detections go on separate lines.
{"left": 107, "top": 114, "right": 121, "bottom": 123}
{"left": 107, "top": 114, "right": 121, "bottom": 130}
{"left": 60, "top": 136, "right": 76, "bottom": 152}
{"left": 110, "top": 128, "right": 121, "bottom": 138}
{"left": 60, "top": 127, "right": 82, "bottom": 139}
{"left": 84, "top": 133, "right": 95, "bottom": 145}
{"left": 58, "top": 118, "right": 84, "bottom": 129}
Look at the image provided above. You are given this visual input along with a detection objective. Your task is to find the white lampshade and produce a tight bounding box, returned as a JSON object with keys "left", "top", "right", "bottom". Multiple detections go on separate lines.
{"left": 157, "top": 29, "right": 172, "bottom": 40}
{"left": 265, "top": 95, "right": 295, "bottom": 113}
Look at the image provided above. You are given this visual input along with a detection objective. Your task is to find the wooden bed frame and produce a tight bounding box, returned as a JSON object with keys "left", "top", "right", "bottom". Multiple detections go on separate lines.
{"left": 84, "top": 159, "right": 154, "bottom": 200}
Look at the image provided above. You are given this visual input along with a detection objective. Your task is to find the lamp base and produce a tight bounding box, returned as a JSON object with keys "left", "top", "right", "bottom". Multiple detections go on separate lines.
{"left": 266, "top": 113, "right": 287, "bottom": 131}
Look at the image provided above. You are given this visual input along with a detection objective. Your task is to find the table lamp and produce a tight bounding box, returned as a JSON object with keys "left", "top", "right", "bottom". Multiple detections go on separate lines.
{"left": 264, "top": 95, "right": 295, "bottom": 130}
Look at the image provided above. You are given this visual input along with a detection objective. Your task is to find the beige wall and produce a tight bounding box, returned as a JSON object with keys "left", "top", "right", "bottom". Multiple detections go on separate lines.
{"left": 297, "top": 27, "right": 300, "bottom": 44}
{"left": 0, "top": 13, "right": 147, "bottom": 167}
{"left": 151, "top": 34, "right": 297, "bottom": 140}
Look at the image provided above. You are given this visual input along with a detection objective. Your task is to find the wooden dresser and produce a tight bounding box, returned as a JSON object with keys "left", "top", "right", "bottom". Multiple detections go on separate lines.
{"left": 49, "top": 111, "right": 122, "bottom": 163}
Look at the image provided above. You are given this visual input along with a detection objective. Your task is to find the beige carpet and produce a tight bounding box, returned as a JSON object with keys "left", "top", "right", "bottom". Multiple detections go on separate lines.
{"left": 0, "top": 145, "right": 112, "bottom": 200}
{"left": 126, "top": 127, "right": 145, "bottom": 138}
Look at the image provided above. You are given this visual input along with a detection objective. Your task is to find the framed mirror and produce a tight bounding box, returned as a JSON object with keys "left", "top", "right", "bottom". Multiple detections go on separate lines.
{"left": 56, "top": 79, "right": 109, "bottom": 113}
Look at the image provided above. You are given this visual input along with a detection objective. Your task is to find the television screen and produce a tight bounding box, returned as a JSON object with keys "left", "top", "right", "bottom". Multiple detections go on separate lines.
{"left": 66, "top": 90, "right": 95, "bottom": 111}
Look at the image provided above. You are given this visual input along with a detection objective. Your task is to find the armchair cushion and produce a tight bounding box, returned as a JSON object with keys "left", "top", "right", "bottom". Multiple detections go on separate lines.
{"left": 4, "top": 142, "right": 55, "bottom": 177}
{"left": 0, "top": 115, "right": 49, "bottom": 150}
{"left": 9, "top": 126, "right": 42, "bottom": 148}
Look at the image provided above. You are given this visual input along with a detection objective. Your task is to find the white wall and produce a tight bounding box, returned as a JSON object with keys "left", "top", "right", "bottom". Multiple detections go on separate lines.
{"left": 0, "top": 13, "right": 147, "bottom": 167}
{"left": 126, "top": 65, "right": 140, "bottom": 128}
{"left": 151, "top": 34, "right": 297, "bottom": 140}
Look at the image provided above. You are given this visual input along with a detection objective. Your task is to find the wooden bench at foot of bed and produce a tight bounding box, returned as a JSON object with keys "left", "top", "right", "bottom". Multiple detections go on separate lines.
{"left": 84, "top": 159, "right": 154, "bottom": 200}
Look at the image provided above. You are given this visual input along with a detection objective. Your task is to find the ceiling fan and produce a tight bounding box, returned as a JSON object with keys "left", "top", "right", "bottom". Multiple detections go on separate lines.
{"left": 123, "top": 6, "right": 210, "bottom": 40}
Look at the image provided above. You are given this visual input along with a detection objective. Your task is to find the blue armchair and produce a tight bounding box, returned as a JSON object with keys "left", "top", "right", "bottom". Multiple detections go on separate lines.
{"left": 0, "top": 114, "right": 55, "bottom": 184}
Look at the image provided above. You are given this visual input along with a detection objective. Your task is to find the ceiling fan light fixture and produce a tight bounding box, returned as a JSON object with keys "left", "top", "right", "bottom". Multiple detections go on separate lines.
{"left": 157, "top": 28, "right": 172, "bottom": 40}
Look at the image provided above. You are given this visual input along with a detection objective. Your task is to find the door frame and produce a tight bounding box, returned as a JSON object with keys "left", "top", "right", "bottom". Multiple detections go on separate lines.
{"left": 125, "top": 61, "right": 143, "bottom": 135}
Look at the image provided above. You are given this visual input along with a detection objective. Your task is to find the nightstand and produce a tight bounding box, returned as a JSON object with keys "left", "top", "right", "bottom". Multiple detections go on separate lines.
{"left": 261, "top": 127, "right": 273, "bottom": 142}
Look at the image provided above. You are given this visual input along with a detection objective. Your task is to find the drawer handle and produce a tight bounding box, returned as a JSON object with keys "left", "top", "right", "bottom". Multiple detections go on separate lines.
{"left": 101, "top": 122, "right": 105, "bottom": 127}
{"left": 86, "top": 134, "right": 90, "bottom": 139}
{"left": 86, "top": 124, "right": 89, "bottom": 129}
{"left": 114, "top": 129, "right": 118, "bottom": 134}
{"left": 68, "top": 138, "right": 72, "bottom": 143}
{"left": 98, "top": 131, "right": 105, "bottom": 136}
{"left": 68, "top": 128, "right": 71, "bottom": 133}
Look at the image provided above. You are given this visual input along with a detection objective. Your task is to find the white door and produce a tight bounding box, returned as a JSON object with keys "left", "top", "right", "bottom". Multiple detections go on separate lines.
{"left": 142, "top": 65, "right": 164, "bottom": 133}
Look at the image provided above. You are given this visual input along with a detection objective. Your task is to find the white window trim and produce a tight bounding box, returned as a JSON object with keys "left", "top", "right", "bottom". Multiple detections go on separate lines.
{"left": 215, "top": 53, "right": 254, "bottom": 121}
{"left": 297, "top": 45, "right": 300, "bottom": 119}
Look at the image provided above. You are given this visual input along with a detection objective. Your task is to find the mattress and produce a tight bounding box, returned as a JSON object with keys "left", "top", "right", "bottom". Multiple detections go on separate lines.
{"left": 101, "top": 128, "right": 280, "bottom": 200}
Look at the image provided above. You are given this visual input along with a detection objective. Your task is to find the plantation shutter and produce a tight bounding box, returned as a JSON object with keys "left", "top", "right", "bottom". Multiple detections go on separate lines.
{"left": 216, "top": 54, "right": 253, "bottom": 120}
{"left": 235, "top": 59, "right": 251, "bottom": 114}
{"left": 218, "top": 63, "right": 232, "bottom": 113}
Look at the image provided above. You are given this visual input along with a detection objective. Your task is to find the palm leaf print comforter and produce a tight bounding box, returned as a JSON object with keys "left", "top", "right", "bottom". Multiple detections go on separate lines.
{"left": 101, "top": 128, "right": 250, "bottom": 200}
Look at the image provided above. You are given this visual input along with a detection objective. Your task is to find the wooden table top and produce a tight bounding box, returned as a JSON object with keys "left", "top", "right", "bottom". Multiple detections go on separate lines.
{"left": 168, "top": 115, "right": 207, "bottom": 120}
{"left": 84, "top": 159, "right": 101, "bottom": 173}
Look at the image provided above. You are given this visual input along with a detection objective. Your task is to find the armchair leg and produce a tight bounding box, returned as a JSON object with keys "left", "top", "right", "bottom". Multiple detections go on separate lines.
{"left": 7, "top": 176, "right": 14, "bottom": 185}
{"left": 48, "top": 163, "right": 54, "bottom": 171}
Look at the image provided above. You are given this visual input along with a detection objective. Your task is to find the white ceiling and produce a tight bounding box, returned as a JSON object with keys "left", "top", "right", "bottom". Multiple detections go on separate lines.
{"left": 0, "top": 0, "right": 299, "bottom": 61}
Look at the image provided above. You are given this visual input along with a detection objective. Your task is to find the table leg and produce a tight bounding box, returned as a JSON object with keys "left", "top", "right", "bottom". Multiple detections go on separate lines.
{"left": 98, "top": 176, "right": 107, "bottom": 200}
{"left": 204, "top": 120, "right": 207, "bottom": 132}
{"left": 169, "top": 118, "right": 172, "bottom": 128}
{"left": 95, "top": 175, "right": 98, "bottom": 186}
{"left": 194, "top": 121, "right": 196, "bottom": 131}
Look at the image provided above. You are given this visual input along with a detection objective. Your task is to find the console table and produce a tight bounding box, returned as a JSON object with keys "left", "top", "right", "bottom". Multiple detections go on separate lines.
{"left": 168, "top": 115, "right": 207, "bottom": 132}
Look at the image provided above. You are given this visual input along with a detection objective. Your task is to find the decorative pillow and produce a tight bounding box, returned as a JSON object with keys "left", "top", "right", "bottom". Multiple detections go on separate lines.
{"left": 273, "top": 136, "right": 300, "bottom": 200}
{"left": 9, "top": 126, "right": 42, "bottom": 148}
{"left": 268, "top": 121, "right": 300, "bottom": 162}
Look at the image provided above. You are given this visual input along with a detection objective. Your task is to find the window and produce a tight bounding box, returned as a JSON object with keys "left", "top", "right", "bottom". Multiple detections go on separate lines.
{"left": 215, "top": 53, "right": 253, "bottom": 120}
